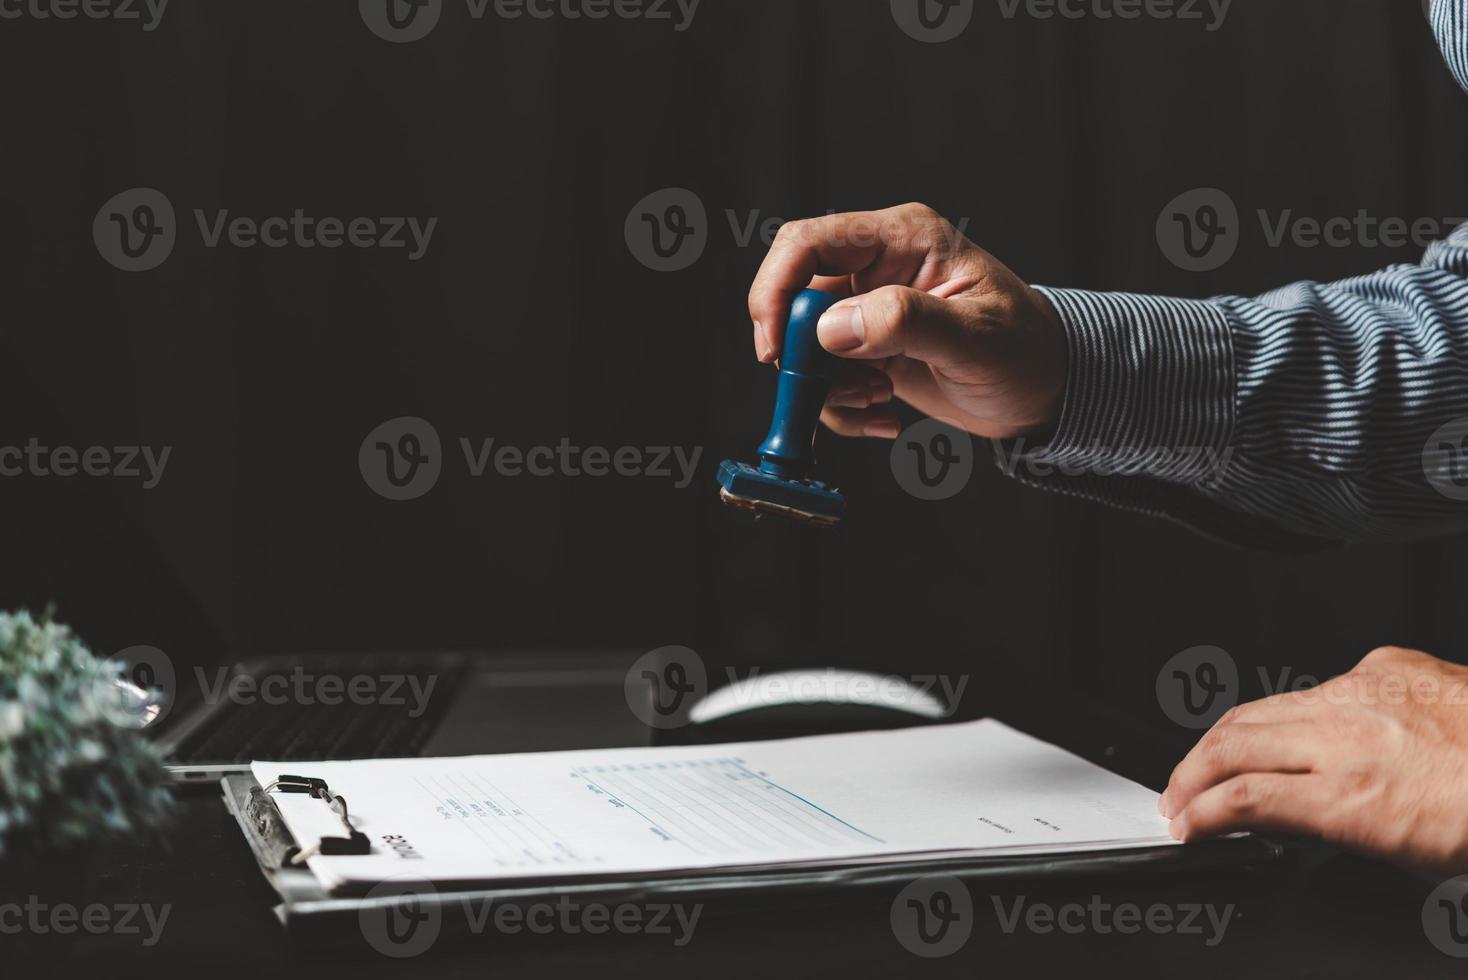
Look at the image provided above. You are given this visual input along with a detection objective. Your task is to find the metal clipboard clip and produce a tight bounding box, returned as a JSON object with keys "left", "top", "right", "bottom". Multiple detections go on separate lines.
{"left": 255, "top": 774, "right": 372, "bottom": 865}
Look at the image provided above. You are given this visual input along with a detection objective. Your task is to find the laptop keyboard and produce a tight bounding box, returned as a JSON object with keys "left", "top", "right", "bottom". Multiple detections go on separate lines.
{"left": 168, "top": 662, "right": 467, "bottom": 764}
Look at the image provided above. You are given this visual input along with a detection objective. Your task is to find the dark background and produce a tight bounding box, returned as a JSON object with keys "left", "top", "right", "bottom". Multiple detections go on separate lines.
{"left": 1, "top": 0, "right": 1464, "bottom": 729}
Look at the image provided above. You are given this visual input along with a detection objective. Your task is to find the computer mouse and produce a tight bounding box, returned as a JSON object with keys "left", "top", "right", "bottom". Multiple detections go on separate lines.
{"left": 685, "top": 668, "right": 949, "bottom": 741}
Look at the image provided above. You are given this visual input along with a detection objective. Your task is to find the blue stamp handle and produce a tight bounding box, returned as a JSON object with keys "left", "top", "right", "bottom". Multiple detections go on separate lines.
{"left": 756, "top": 288, "right": 844, "bottom": 480}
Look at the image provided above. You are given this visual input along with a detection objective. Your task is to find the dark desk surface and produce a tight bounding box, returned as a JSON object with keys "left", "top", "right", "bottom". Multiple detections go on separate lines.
{"left": 7, "top": 697, "right": 1467, "bottom": 978}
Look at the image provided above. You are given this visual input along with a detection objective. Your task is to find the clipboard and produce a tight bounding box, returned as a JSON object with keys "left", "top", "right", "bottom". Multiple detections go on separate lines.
{"left": 222, "top": 773, "right": 1284, "bottom": 951}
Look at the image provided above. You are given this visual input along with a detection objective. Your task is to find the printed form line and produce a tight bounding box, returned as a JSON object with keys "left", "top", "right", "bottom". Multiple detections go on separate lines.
{"left": 571, "top": 758, "right": 883, "bottom": 850}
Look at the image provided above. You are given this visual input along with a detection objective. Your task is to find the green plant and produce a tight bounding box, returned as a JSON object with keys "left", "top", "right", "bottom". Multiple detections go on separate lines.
{"left": 0, "top": 610, "right": 171, "bottom": 859}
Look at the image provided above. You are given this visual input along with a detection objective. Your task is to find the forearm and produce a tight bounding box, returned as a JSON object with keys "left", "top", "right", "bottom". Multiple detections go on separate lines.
{"left": 1004, "top": 230, "right": 1468, "bottom": 547}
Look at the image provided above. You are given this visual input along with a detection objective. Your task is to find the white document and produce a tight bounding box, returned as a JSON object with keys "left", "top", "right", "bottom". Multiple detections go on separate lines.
{"left": 253, "top": 719, "right": 1177, "bottom": 894}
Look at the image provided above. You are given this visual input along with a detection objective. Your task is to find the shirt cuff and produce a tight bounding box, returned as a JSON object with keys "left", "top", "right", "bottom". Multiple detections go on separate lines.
{"left": 1011, "top": 286, "right": 1237, "bottom": 486}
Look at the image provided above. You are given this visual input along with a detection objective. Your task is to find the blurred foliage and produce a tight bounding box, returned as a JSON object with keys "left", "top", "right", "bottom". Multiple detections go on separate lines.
{"left": 0, "top": 610, "right": 171, "bottom": 859}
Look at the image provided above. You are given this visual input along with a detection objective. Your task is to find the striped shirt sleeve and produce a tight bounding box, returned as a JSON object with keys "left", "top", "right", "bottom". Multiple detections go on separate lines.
{"left": 992, "top": 0, "right": 1468, "bottom": 549}
{"left": 1003, "top": 226, "right": 1468, "bottom": 549}
{"left": 1437, "top": 0, "right": 1468, "bottom": 93}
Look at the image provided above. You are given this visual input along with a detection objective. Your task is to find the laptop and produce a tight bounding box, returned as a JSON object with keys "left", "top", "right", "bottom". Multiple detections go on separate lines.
{"left": 133, "top": 650, "right": 656, "bottom": 784}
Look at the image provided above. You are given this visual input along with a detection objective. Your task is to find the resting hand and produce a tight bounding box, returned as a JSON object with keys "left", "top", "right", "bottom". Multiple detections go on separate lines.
{"left": 1163, "top": 647, "right": 1468, "bottom": 873}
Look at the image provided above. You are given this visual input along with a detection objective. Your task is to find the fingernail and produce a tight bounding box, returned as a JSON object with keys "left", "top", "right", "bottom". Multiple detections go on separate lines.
{"left": 1168, "top": 816, "right": 1185, "bottom": 841}
{"left": 818, "top": 302, "right": 865, "bottom": 353}
{"left": 755, "top": 321, "right": 774, "bottom": 362}
{"left": 1158, "top": 791, "right": 1169, "bottom": 817}
{"left": 864, "top": 420, "right": 900, "bottom": 439}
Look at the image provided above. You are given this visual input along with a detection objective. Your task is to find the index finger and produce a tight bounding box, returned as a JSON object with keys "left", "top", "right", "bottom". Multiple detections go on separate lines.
{"left": 1170, "top": 773, "right": 1334, "bottom": 843}
{"left": 1160, "top": 720, "right": 1325, "bottom": 819}
{"left": 748, "top": 212, "right": 890, "bottom": 363}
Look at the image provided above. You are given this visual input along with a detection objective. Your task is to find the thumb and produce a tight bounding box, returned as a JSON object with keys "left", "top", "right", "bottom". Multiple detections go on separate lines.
{"left": 815, "top": 285, "right": 976, "bottom": 368}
